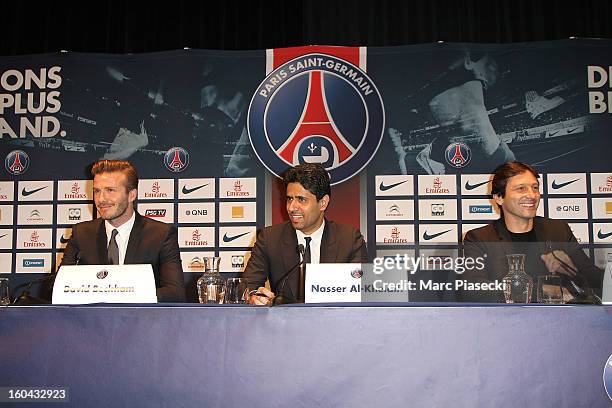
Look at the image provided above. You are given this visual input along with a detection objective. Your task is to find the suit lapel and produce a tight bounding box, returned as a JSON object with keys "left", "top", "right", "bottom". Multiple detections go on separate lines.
{"left": 281, "top": 222, "right": 299, "bottom": 299}
{"left": 96, "top": 220, "right": 109, "bottom": 265}
{"left": 320, "top": 220, "right": 337, "bottom": 263}
{"left": 124, "top": 213, "right": 144, "bottom": 265}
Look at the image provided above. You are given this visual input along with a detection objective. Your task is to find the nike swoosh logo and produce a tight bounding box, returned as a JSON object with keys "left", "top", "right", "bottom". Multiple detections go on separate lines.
{"left": 223, "top": 231, "right": 250, "bottom": 243}
{"left": 567, "top": 127, "right": 579, "bottom": 133}
{"left": 551, "top": 179, "right": 579, "bottom": 190}
{"left": 422, "top": 229, "right": 452, "bottom": 241}
{"left": 549, "top": 130, "right": 559, "bottom": 136}
{"left": 182, "top": 183, "right": 209, "bottom": 194}
{"left": 379, "top": 180, "right": 408, "bottom": 192}
{"left": 597, "top": 230, "right": 612, "bottom": 240}
{"left": 60, "top": 235, "right": 70, "bottom": 244}
{"left": 22, "top": 186, "right": 48, "bottom": 196}
{"left": 0, "top": 234, "right": 7, "bottom": 239}
{"left": 464, "top": 180, "right": 490, "bottom": 190}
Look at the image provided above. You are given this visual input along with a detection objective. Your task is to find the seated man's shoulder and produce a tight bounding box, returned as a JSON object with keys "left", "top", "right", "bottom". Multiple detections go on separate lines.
{"left": 463, "top": 223, "right": 496, "bottom": 242}
{"left": 72, "top": 218, "right": 103, "bottom": 233}
{"left": 257, "top": 221, "right": 292, "bottom": 237}
{"left": 325, "top": 221, "right": 363, "bottom": 239}
{"left": 139, "top": 215, "right": 175, "bottom": 235}
{"left": 537, "top": 216, "right": 568, "bottom": 228}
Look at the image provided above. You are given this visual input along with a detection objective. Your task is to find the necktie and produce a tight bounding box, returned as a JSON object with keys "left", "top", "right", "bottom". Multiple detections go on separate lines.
{"left": 304, "top": 236, "right": 312, "bottom": 265}
{"left": 108, "top": 229, "right": 119, "bottom": 265}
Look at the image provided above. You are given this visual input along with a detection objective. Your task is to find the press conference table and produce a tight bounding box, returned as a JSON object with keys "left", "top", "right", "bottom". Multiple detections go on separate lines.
{"left": 1, "top": 303, "right": 611, "bottom": 408}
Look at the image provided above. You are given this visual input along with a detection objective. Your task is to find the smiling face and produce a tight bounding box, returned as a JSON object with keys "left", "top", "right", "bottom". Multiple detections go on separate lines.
{"left": 93, "top": 171, "right": 137, "bottom": 227}
{"left": 286, "top": 182, "right": 328, "bottom": 235}
{"left": 494, "top": 170, "right": 540, "bottom": 232}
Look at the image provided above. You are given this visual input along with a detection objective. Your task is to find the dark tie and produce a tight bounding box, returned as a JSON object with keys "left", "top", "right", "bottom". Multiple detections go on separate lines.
{"left": 108, "top": 229, "right": 119, "bottom": 265}
{"left": 303, "top": 237, "right": 312, "bottom": 264}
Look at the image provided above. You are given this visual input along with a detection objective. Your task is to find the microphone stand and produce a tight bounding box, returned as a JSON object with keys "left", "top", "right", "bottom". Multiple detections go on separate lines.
{"left": 12, "top": 275, "right": 55, "bottom": 305}
{"left": 273, "top": 245, "right": 305, "bottom": 305}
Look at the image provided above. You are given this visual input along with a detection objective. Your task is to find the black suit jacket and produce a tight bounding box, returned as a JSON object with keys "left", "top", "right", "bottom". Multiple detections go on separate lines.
{"left": 61, "top": 212, "right": 185, "bottom": 302}
{"left": 243, "top": 220, "right": 368, "bottom": 302}
{"left": 462, "top": 216, "right": 602, "bottom": 302}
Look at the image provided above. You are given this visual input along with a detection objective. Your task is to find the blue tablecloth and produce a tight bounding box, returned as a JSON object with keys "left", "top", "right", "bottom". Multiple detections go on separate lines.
{"left": 1, "top": 303, "right": 611, "bottom": 407}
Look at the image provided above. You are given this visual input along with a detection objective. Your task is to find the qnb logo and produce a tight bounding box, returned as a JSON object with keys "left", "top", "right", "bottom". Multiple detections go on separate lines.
{"left": 5, "top": 150, "right": 30, "bottom": 175}
{"left": 185, "top": 209, "right": 208, "bottom": 216}
{"left": 164, "top": 147, "right": 189, "bottom": 173}
{"left": 248, "top": 53, "right": 385, "bottom": 185}
{"left": 556, "top": 205, "right": 581, "bottom": 212}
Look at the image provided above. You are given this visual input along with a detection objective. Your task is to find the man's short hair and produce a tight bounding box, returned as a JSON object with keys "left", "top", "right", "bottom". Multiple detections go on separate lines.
{"left": 491, "top": 161, "right": 539, "bottom": 198}
{"left": 91, "top": 160, "right": 139, "bottom": 192}
{"left": 282, "top": 163, "right": 331, "bottom": 200}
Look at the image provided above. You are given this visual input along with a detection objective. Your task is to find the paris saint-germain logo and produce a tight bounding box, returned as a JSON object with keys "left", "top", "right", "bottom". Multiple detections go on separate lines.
{"left": 247, "top": 53, "right": 385, "bottom": 185}
{"left": 164, "top": 147, "right": 189, "bottom": 172}
{"left": 5, "top": 150, "right": 30, "bottom": 175}
{"left": 445, "top": 142, "right": 472, "bottom": 169}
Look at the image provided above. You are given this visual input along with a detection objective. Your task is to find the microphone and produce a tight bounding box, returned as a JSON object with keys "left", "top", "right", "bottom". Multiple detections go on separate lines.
{"left": 297, "top": 244, "right": 306, "bottom": 302}
{"left": 12, "top": 251, "right": 81, "bottom": 305}
{"left": 12, "top": 275, "right": 55, "bottom": 305}
{"left": 272, "top": 244, "right": 305, "bottom": 305}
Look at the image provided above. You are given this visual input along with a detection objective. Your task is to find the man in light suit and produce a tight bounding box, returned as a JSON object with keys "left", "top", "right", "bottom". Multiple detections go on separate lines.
{"left": 244, "top": 163, "right": 368, "bottom": 305}
{"left": 60, "top": 160, "right": 185, "bottom": 302}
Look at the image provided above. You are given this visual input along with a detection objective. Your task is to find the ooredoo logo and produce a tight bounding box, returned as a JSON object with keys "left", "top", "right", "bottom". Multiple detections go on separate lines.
{"left": 248, "top": 53, "right": 384, "bottom": 185}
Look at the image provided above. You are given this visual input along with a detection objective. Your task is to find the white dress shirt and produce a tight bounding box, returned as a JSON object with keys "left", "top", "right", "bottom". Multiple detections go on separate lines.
{"left": 295, "top": 219, "right": 325, "bottom": 264}
{"left": 104, "top": 211, "right": 136, "bottom": 265}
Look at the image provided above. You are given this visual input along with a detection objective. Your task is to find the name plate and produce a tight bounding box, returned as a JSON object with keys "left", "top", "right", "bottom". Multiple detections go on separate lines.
{"left": 52, "top": 264, "right": 158, "bottom": 304}
{"left": 305, "top": 263, "right": 363, "bottom": 303}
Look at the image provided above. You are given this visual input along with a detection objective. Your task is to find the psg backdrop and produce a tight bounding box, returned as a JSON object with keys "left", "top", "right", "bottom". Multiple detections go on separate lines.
{"left": 1, "top": 39, "right": 612, "bottom": 297}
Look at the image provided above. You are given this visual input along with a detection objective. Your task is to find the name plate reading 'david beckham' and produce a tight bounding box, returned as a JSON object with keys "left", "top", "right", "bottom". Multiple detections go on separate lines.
{"left": 53, "top": 264, "right": 157, "bottom": 304}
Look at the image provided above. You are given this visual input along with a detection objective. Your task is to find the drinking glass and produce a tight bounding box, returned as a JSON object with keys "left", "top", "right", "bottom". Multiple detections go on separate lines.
{"left": 0, "top": 278, "right": 10, "bottom": 305}
{"left": 224, "top": 278, "right": 248, "bottom": 304}
{"left": 537, "top": 275, "right": 564, "bottom": 304}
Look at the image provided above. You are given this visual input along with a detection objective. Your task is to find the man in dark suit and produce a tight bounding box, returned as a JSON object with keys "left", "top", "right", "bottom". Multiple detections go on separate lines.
{"left": 60, "top": 160, "right": 185, "bottom": 302}
{"left": 462, "top": 161, "right": 602, "bottom": 302}
{"left": 244, "top": 163, "right": 368, "bottom": 305}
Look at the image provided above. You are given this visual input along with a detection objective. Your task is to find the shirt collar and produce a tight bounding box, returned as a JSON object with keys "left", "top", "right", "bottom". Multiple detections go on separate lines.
{"left": 105, "top": 211, "right": 136, "bottom": 242}
{"left": 295, "top": 219, "right": 325, "bottom": 243}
